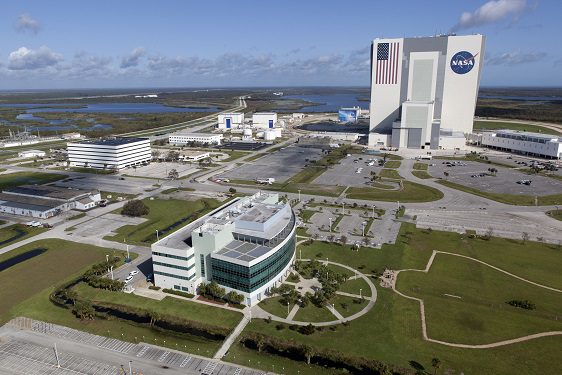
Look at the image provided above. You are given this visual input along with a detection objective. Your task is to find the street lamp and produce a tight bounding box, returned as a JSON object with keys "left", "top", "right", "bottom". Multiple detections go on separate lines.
{"left": 298, "top": 189, "right": 301, "bottom": 202}
{"left": 359, "top": 288, "right": 362, "bottom": 299}
{"left": 342, "top": 202, "right": 345, "bottom": 214}
{"left": 287, "top": 301, "right": 290, "bottom": 316}
{"left": 372, "top": 205, "right": 376, "bottom": 218}
{"left": 328, "top": 217, "right": 333, "bottom": 232}
{"left": 362, "top": 221, "right": 367, "bottom": 237}
{"left": 128, "top": 361, "right": 133, "bottom": 375}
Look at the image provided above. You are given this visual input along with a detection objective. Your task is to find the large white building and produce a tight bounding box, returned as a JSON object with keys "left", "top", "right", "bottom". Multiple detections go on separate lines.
{"left": 67, "top": 138, "right": 151, "bottom": 170}
{"left": 218, "top": 113, "right": 245, "bottom": 130}
{"left": 369, "top": 34, "right": 485, "bottom": 149}
{"left": 151, "top": 192, "right": 296, "bottom": 306}
{"left": 169, "top": 132, "right": 223, "bottom": 145}
{"left": 481, "top": 130, "right": 562, "bottom": 159}
{"left": 252, "top": 112, "right": 278, "bottom": 129}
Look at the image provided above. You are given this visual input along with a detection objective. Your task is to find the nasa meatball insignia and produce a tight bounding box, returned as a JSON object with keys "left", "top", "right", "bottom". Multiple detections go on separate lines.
{"left": 450, "top": 51, "right": 477, "bottom": 75}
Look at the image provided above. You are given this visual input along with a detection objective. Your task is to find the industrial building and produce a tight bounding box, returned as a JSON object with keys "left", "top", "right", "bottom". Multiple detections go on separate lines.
{"left": 18, "top": 150, "right": 46, "bottom": 158}
{"left": 218, "top": 113, "right": 245, "bottom": 130}
{"left": 0, "top": 185, "right": 101, "bottom": 218}
{"left": 151, "top": 192, "right": 296, "bottom": 306}
{"left": 368, "top": 34, "right": 485, "bottom": 149}
{"left": 481, "top": 130, "right": 562, "bottom": 159}
{"left": 252, "top": 113, "right": 278, "bottom": 129}
{"left": 168, "top": 132, "right": 223, "bottom": 146}
{"left": 67, "top": 138, "right": 151, "bottom": 170}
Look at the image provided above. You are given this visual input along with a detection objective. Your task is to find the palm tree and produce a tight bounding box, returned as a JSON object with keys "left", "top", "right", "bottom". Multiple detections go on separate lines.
{"left": 301, "top": 344, "right": 314, "bottom": 364}
{"left": 431, "top": 357, "right": 441, "bottom": 375}
{"left": 149, "top": 310, "right": 161, "bottom": 327}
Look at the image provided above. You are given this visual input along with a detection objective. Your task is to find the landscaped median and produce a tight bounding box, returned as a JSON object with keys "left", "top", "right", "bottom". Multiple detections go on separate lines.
{"left": 346, "top": 181, "right": 443, "bottom": 202}
{"left": 0, "top": 171, "right": 67, "bottom": 190}
{"left": 0, "top": 224, "right": 47, "bottom": 248}
{"left": 412, "top": 162, "right": 432, "bottom": 179}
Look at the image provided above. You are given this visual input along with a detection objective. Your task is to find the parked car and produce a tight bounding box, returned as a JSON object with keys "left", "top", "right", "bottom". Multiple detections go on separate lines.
{"left": 129, "top": 270, "right": 139, "bottom": 276}
{"left": 125, "top": 275, "right": 133, "bottom": 283}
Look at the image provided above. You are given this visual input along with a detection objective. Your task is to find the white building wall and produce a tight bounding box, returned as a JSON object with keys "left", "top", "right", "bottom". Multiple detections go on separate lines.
{"left": 481, "top": 133, "right": 562, "bottom": 158}
{"left": 218, "top": 113, "right": 244, "bottom": 130}
{"left": 440, "top": 35, "right": 485, "bottom": 135}
{"left": 169, "top": 134, "right": 222, "bottom": 145}
{"left": 253, "top": 113, "right": 278, "bottom": 129}
{"left": 67, "top": 139, "right": 151, "bottom": 169}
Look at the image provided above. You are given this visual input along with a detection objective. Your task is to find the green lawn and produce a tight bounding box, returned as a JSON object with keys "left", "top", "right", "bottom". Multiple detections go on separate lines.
{"left": 346, "top": 181, "right": 443, "bottom": 202}
{"left": 379, "top": 169, "right": 402, "bottom": 179}
{"left": 438, "top": 179, "right": 562, "bottom": 206}
{"left": 397, "top": 253, "right": 562, "bottom": 344}
{"left": 383, "top": 160, "right": 401, "bottom": 168}
{"left": 474, "top": 120, "right": 562, "bottom": 135}
{"left": 73, "top": 283, "right": 242, "bottom": 329}
{"left": 0, "top": 224, "right": 47, "bottom": 249}
{"left": 221, "top": 151, "right": 251, "bottom": 162}
{"left": 413, "top": 162, "right": 428, "bottom": 170}
{"left": 293, "top": 303, "right": 336, "bottom": 323}
{"left": 0, "top": 239, "right": 121, "bottom": 322}
{"left": 412, "top": 170, "right": 433, "bottom": 179}
{"left": 0, "top": 171, "right": 67, "bottom": 190}
{"left": 299, "top": 209, "right": 316, "bottom": 223}
{"left": 161, "top": 187, "right": 195, "bottom": 194}
{"left": 104, "top": 197, "right": 222, "bottom": 245}
{"left": 258, "top": 296, "right": 295, "bottom": 319}
{"left": 338, "top": 277, "right": 371, "bottom": 297}
{"left": 331, "top": 294, "right": 367, "bottom": 318}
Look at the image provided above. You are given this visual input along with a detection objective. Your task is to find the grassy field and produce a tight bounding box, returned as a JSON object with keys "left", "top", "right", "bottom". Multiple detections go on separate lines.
{"left": 413, "top": 162, "right": 428, "bottom": 170}
{"left": 331, "top": 294, "right": 367, "bottom": 318}
{"left": 104, "top": 197, "right": 222, "bottom": 245}
{"left": 0, "top": 171, "right": 67, "bottom": 190}
{"left": 474, "top": 120, "right": 562, "bottom": 135}
{"left": 379, "top": 169, "right": 402, "bottom": 179}
{"left": 338, "top": 277, "right": 371, "bottom": 297}
{"left": 225, "top": 224, "right": 562, "bottom": 374}
{"left": 383, "top": 160, "right": 401, "bottom": 168}
{"left": 0, "top": 224, "right": 47, "bottom": 248}
{"left": 438, "top": 179, "right": 562, "bottom": 206}
{"left": 73, "top": 282, "right": 242, "bottom": 329}
{"left": 0, "top": 239, "right": 121, "bottom": 322}
{"left": 293, "top": 303, "right": 335, "bottom": 323}
{"left": 412, "top": 170, "right": 433, "bottom": 179}
{"left": 220, "top": 151, "right": 251, "bottom": 162}
{"left": 346, "top": 181, "right": 443, "bottom": 202}
{"left": 397, "top": 254, "right": 562, "bottom": 344}
{"left": 299, "top": 209, "right": 316, "bottom": 223}
{"left": 258, "top": 296, "right": 295, "bottom": 319}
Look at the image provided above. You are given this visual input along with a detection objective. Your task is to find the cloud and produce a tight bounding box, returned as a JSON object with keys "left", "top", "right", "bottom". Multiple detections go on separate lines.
{"left": 8, "top": 46, "right": 63, "bottom": 70}
{"left": 15, "top": 14, "right": 41, "bottom": 34}
{"left": 452, "top": 0, "right": 528, "bottom": 31}
{"left": 120, "top": 47, "right": 146, "bottom": 68}
{"left": 486, "top": 51, "right": 546, "bottom": 65}
{"left": 554, "top": 59, "right": 562, "bottom": 68}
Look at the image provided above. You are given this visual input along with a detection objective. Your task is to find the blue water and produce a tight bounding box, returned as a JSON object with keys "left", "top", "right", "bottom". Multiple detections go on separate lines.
{"left": 279, "top": 94, "right": 368, "bottom": 112}
{"left": 0, "top": 102, "right": 219, "bottom": 113}
{"left": 478, "top": 94, "right": 562, "bottom": 101}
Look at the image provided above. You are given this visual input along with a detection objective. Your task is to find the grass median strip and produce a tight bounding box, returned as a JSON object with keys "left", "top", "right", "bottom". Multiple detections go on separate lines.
{"left": 346, "top": 181, "right": 443, "bottom": 202}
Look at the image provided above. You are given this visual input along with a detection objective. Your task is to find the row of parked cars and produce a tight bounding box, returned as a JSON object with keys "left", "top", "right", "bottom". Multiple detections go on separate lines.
{"left": 24, "top": 221, "right": 52, "bottom": 228}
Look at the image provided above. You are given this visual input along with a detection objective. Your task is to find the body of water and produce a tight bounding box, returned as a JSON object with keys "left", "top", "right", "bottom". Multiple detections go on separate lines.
{"left": 11, "top": 113, "right": 113, "bottom": 131}
{"left": 0, "top": 248, "right": 46, "bottom": 270}
{"left": 280, "top": 94, "right": 368, "bottom": 112}
{"left": 0, "top": 102, "right": 219, "bottom": 113}
{"left": 478, "top": 94, "right": 562, "bottom": 101}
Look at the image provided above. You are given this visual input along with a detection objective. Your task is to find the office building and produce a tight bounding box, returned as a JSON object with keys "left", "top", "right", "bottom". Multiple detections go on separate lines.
{"left": 369, "top": 34, "right": 485, "bottom": 149}
{"left": 252, "top": 113, "right": 278, "bottom": 129}
{"left": 0, "top": 185, "right": 100, "bottom": 218}
{"left": 67, "top": 138, "right": 151, "bottom": 170}
{"left": 169, "top": 132, "right": 223, "bottom": 146}
{"left": 218, "top": 113, "right": 245, "bottom": 130}
{"left": 481, "top": 130, "right": 562, "bottom": 159}
{"left": 151, "top": 192, "right": 296, "bottom": 306}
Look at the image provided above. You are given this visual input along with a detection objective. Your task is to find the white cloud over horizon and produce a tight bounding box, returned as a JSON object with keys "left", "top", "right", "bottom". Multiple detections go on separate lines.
{"left": 452, "top": 0, "right": 529, "bottom": 31}
{"left": 7, "top": 46, "right": 63, "bottom": 70}
{"left": 15, "top": 14, "right": 41, "bottom": 34}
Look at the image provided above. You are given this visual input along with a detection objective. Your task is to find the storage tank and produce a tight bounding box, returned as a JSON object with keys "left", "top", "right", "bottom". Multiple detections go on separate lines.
{"left": 264, "top": 130, "right": 277, "bottom": 141}
{"left": 243, "top": 128, "right": 253, "bottom": 137}
{"left": 256, "top": 131, "right": 265, "bottom": 139}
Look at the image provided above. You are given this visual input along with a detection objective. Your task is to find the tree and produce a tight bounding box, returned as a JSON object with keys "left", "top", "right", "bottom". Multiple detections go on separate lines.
{"left": 300, "top": 344, "right": 315, "bottom": 364}
{"left": 340, "top": 235, "right": 348, "bottom": 245}
{"left": 485, "top": 227, "right": 494, "bottom": 240}
{"left": 207, "top": 281, "right": 226, "bottom": 300}
{"left": 228, "top": 187, "right": 237, "bottom": 194}
{"left": 66, "top": 289, "right": 78, "bottom": 305}
{"left": 73, "top": 300, "right": 95, "bottom": 320}
{"left": 151, "top": 150, "right": 161, "bottom": 161}
{"left": 443, "top": 171, "right": 449, "bottom": 180}
{"left": 168, "top": 169, "right": 179, "bottom": 180}
{"left": 226, "top": 290, "right": 244, "bottom": 305}
{"left": 148, "top": 310, "right": 161, "bottom": 327}
{"left": 431, "top": 358, "right": 441, "bottom": 375}
{"left": 165, "top": 150, "right": 180, "bottom": 162}
{"left": 121, "top": 200, "right": 149, "bottom": 217}
{"left": 522, "top": 232, "right": 530, "bottom": 243}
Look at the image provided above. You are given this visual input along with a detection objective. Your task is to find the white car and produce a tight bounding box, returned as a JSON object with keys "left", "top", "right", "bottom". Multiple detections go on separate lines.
{"left": 124, "top": 275, "right": 133, "bottom": 283}
{"left": 129, "top": 270, "right": 139, "bottom": 276}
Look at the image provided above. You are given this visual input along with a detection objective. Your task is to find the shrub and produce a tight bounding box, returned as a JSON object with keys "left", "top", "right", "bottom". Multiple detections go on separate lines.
{"left": 148, "top": 285, "right": 161, "bottom": 291}
{"left": 506, "top": 299, "right": 536, "bottom": 310}
{"left": 121, "top": 200, "right": 149, "bottom": 217}
{"left": 162, "top": 288, "right": 194, "bottom": 299}
{"left": 299, "top": 323, "right": 316, "bottom": 335}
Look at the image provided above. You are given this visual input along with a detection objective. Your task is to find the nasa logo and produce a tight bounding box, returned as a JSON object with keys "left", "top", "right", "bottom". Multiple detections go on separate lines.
{"left": 450, "top": 51, "right": 477, "bottom": 75}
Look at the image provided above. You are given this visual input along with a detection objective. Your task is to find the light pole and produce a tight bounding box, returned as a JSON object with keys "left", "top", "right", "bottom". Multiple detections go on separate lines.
{"left": 156, "top": 230, "right": 159, "bottom": 241}
{"left": 105, "top": 254, "right": 109, "bottom": 263}
{"left": 128, "top": 360, "right": 133, "bottom": 375}
{"left": 126, "top": 244, "right": 130, "bottom": 261}
{"left": 342, "top": 202, "right": 345, "bottom": 215}
{"left": 362, "top": 221, "right": 367, "bottom": 237}
{"left": 54, "top": 343, "right": 60, "bottom": 368}
{"left": 328, "top": 217, "right": 333, "bottom": 232}
{"left": 287, "top": 301, "right": 290, "bottom": 316}
{"left": 298, "top": 189, "right": 301, "bottom": 202}
{"left": 110, "top": 266, "right": 114, "bottom": 280}
{"left": 372, "top": 205, "right": 376, "bottom": 218}
{"left": 299, "top": 248, "right": 302, "bottom": 260}
{"left": 359, "top": 288, "right": 362, "bottom": 299}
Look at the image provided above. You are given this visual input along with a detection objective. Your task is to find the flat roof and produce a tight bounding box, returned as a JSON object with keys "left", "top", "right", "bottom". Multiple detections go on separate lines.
{"left": 0, "top": 193, "right": 62, "bottom": 210}
{"left": 495, "top": 129, "right": 560, "bottom": 140}
{"left": 214, "top": 239, "right": 270, "bottom": 262}
{"left": 171, "top": 132, "right": 222, "bottom": 137}
{"left": 70, "top": 137, "right": 148, "bottom": 146}
{"left": 4, "top": 185, "right": 96, "bottom": 200}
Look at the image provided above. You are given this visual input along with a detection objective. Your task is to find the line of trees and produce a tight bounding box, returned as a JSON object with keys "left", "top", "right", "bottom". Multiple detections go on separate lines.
{"left": 197, "top": 281, "right": 245, "bottom": 305}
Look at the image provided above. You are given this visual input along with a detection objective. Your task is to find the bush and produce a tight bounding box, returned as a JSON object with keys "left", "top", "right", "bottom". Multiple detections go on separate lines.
{"left": 148, "top": 285, "right": 161, "bottom": 290}
{"left": 299, "top": 323, "right": 316, "bottom": 335}
{"left": 163, "top": 288, "right": 194, "bottom": 299}
{"left": 506, "top": 299, "right": 536, "bottom": 310}
{"left": 121, "top": 200, "right": 149, "bottom": 217}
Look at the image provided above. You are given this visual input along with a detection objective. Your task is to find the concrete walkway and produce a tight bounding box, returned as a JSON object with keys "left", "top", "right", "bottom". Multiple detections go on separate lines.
{"left": 213, "top": 315, "right": 251, "bottom": 359}
{"left": 392, "top": 249, "right": 562, "bottom": 348}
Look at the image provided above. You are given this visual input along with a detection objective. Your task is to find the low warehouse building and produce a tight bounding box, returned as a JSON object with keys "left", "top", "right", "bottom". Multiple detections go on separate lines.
{"left": 253, "top": 112, "right": 278, "bottom": 129}
{"left": 481, "top": 130, "right": 562, "bottom": 159}
{"left": 0, "top": 185, "right": 101, "bottom": 218}
{"left": 169, "top": 132, "right": 223, "bottom": 145}
{"left": 18, "top": 150, "right": 46, "bottom": 158}
{"left": 67, "top": 137, "right": 151, "bottom": 170}
{"left": 218, "top": 113, "right": 245, "bottom": 130}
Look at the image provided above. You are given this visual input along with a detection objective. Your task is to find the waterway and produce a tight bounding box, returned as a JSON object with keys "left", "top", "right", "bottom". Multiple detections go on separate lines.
{"left": 0, "top": 248, "right": 47, "bottom": 271}
{"left": 0, "top": 102, "right": 220, "bottom": 113}
{"left": 279, "top": 94, "right": 368, "bottom": 112}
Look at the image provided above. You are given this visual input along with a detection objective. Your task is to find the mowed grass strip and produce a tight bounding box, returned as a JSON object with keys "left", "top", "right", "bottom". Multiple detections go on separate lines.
{"left": 0, "top": 171, "right": 67, "bottom": 190}
{"left": 258, "top": 296, "right": 295, "bottom": 319}
{"left": 413, "top": 162, "right": 428, "bottom": 170}
{"left": 384, "top": 160, "right": 401, "bottom": 168}
{"left": 293, "top": 303, "right": 335, "bottom": 323}
{"left": 346, "top": 181, "right": 443, "bottom": 202}
{"left": 104, "top": 197, "right": 221, "bottom": 245}
{"left": 0, "top": 224, "right": 47, "bottom": 248}
{"left": 438, "top": 179, "right": 562, "bottom": 206}
{"left": 0, "top": 239, "right": 118, "bottom": 322}
{"left": 379, "top": 169, "right": 402, "bottom": 179}
{"left": 473, "top": 120, "right": 562, "bottom": 135}
{"left": 412, "top": 170, "right": 433, "bottom": 179}
{"left": 72, "top": 283, "right": 242, "bottom": 330}
{"left": 397, "top": 253, "right": 562, "bottom": 344}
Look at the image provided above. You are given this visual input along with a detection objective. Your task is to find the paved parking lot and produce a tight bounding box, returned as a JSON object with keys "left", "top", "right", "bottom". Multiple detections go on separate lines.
{"left": 429, "top": 161, "right": 562, "bottom": 196}
{"left": 53, "top": 175, "right": 156, "bottom": 195}
{"left": 313, "top": 156, "right": 383, "bottom": 186}
{"left": 218, "top": 145, "right": 324, "bottom": 183}
{"left": 69, "top": 213, "right": 146, "bottom": 239}
{"left": 129, "top": 162, "right": 199, "bottom": 179}
{"left": 2, "top": 318, "right": 266, "bottom": 375}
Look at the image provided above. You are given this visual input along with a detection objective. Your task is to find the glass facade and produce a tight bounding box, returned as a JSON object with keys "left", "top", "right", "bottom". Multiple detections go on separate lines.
{"left": 154, "top": 270, "right": 195, "bottom": 281}
{"left": 152, "top": 251, "right": 193, "bottom": 261}
{"left": 210, "top": 233, "right": 295, "bottom": 293}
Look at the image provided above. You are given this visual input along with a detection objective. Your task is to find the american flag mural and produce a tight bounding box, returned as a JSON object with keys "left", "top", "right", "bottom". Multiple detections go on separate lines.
{"left": 376, "top": 42, "right": 399, "bottom": 85}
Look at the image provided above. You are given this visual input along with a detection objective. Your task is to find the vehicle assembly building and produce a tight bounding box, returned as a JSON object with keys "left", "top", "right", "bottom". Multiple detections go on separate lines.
{"left": 67, "top": 137, "right": 151, "bottom": 170}
{"left": 151, "top": 192, "right": 296, "bottom": 306}
{"left": 368, "top": 34, "right": 485, "bottom": 150}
